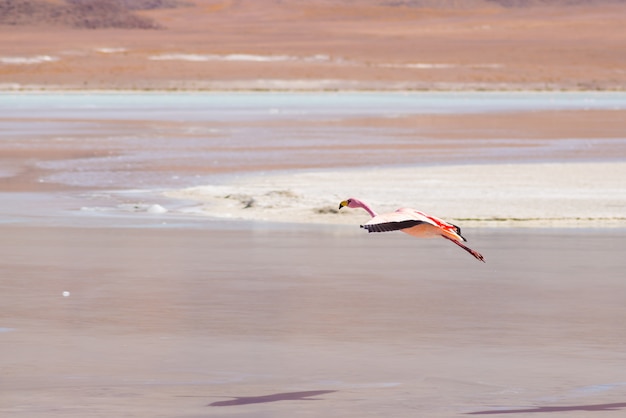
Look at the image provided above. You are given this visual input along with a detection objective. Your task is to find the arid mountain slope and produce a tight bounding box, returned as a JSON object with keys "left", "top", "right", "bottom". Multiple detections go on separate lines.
{"left": 1, "top": 0, "right": 625, "bottom": 90}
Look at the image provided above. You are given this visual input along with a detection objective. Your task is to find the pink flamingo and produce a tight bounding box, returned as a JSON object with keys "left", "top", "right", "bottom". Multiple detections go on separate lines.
{"left": 339, "top": 198, "right": 485, "bottom": 262}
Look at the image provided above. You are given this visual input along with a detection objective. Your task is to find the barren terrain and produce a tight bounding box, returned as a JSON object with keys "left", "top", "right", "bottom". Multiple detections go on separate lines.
{"left": 1, "top": 0, "right": 626, "bottom": 90}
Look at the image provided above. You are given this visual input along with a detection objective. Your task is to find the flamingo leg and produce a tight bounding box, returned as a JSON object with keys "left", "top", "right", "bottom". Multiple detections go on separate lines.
{"left": 441, "top": 235, "right": 485, "bottom": 262}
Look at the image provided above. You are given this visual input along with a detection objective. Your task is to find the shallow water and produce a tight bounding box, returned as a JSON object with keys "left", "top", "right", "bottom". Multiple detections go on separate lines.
{"left": 2, "top": 225, "right": 626, "bottom": 417}
{"left": 3, "top": 91, "right": 626, "bottom": 187}
{"left": 4, "top": 91, "right": 626, "bottom": 120}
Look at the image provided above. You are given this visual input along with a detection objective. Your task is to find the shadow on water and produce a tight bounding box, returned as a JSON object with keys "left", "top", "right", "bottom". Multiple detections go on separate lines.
{"left": 208, "top": 390, "right": 337, "bottom": 407}
{"left": 467, "top": 402, "right": 626, "bottom": 415}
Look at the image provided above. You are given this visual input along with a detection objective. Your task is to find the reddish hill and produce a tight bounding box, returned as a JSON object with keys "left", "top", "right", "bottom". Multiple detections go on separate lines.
{"left": 0, "top": 0, "right": 190, "bottom": 29}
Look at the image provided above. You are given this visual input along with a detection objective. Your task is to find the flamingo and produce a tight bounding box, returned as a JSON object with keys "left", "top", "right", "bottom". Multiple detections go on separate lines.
{"left": 339, "top": 198, "right": 485, "bottom": 262}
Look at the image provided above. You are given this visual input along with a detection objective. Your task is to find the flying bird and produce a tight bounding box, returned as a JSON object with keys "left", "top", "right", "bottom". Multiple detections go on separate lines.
{"left": 339, "top": 198, "right": 485, "bottom": 262}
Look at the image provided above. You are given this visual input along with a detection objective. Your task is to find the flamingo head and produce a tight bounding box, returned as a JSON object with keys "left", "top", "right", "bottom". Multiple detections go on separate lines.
{"left": 339, "top": 198, "right": 361, "bottom": 210}
{"left": 339, "top": 198, "right": 377, "bottom": 217}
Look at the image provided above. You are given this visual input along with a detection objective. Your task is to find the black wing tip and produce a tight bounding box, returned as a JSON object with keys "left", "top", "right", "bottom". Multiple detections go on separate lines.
{"left": 361, "top": 220, "right": 424, "bottom": 233}
{"left": 451, "top": 223, "right": 468, "bottom": 241}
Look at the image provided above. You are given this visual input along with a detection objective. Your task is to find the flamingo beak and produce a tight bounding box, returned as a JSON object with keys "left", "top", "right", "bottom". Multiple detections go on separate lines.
{"left": 339, "top": 200, "right": 348, "bottom": 210}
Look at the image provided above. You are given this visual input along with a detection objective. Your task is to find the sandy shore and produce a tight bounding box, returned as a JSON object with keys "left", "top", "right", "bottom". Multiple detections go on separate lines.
{"left": 2, "top": 225, "right": 626, "bottom": 417}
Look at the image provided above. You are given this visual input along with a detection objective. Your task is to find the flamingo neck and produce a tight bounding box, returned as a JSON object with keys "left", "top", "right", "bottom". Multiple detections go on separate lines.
{"left": 354, "top": 199, "right": 378, "bottom": 218}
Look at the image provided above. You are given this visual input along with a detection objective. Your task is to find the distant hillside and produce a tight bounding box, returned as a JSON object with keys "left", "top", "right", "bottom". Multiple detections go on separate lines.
{"left": 0, "top": 0, "right": 190, "bottom": 29}
{"left": 2, "top": 0, "right": 625, "bottom": 30}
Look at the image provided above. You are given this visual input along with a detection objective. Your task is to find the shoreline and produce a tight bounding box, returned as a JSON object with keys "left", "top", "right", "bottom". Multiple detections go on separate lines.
{"left": 2, "top": 85, "right": 626, "bottom": 93}
{"left": 161, "top": 161, "right": 626, "bottom": 229}
{"left": 4, "top": 160, "right": 626, "bottom": 230}
{"left": 3, "top": 160, "right": 626, "bottom": 230}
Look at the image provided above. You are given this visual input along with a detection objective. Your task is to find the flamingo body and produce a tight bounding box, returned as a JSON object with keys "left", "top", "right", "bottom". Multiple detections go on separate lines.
{"left": 339, "top": 198, "right": 485, "bottom": 262}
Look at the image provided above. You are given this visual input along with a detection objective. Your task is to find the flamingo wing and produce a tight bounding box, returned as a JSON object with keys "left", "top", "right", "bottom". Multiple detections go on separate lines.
{"left": 414, "top": 212, "right": 466, "bottom": 241}
{"left": 360, "top": 210, "right": 437, "bottom": 233}
{"left": 361, "top": 219, "right": 426, "bottom": 233}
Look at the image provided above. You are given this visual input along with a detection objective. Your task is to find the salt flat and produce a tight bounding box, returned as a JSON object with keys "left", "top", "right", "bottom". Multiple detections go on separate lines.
{"left": 167, "top": 161, "right": 626, "bottom": 228}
